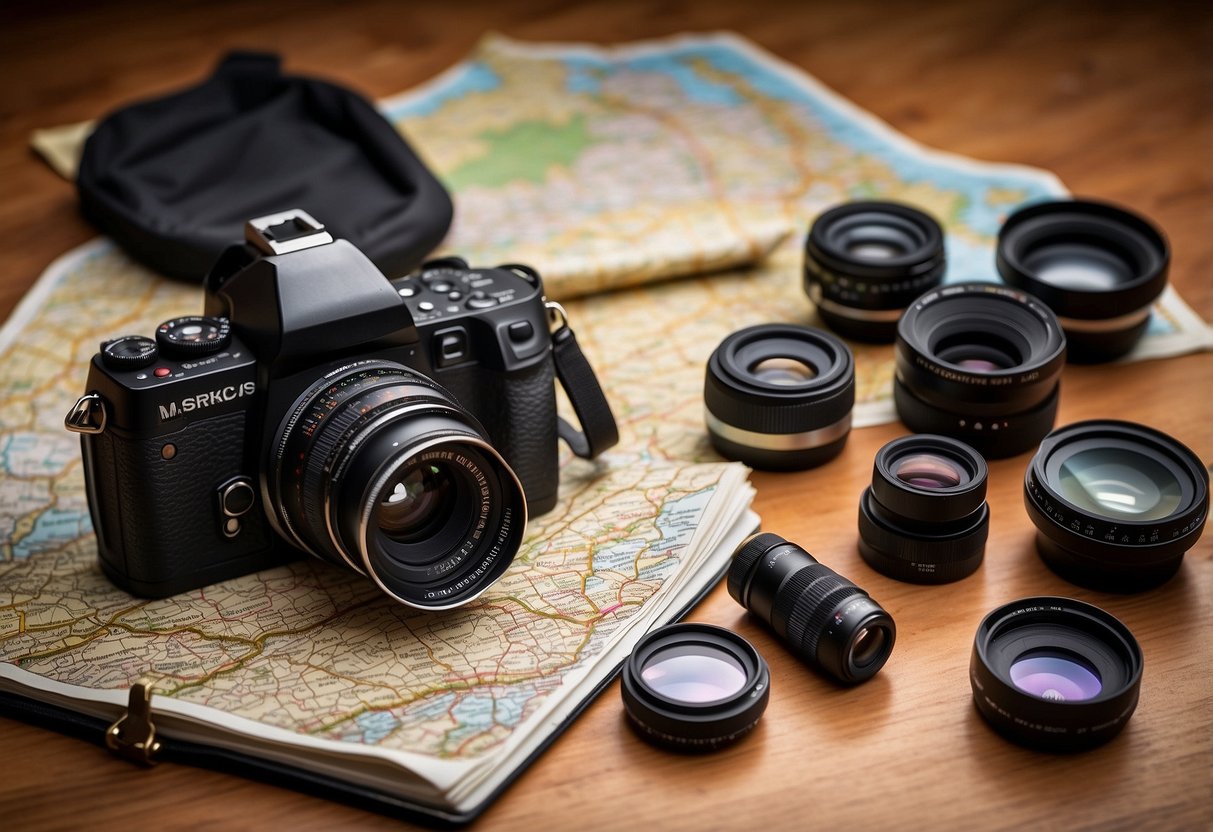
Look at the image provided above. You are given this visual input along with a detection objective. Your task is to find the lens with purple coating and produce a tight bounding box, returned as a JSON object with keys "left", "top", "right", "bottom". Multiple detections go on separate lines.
{"left": 956, "top": 358, "right": 1005, "bottom": 372}
{"left": 640, "top": 644, "right": 748, "bottom": 703}
{"left": 1009, "top": 649, "right": 1103, "bottom": 702}
{"left": 893, "top": 453, "right": 964, "bottom": 489}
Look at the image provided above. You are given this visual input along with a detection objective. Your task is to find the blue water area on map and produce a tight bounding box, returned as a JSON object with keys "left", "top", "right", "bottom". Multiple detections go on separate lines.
{"left": 591, "top": 537, "right": 649, "bottom": 573}
{"left": 408, "top": 691, "right": 457, "bottom": 722}
{"left": 448, "top": 691, "right": 527, "bottom": 736}
{"left": 384, "top": 61, "right": 501, "bottom": 118}
{"left": 354, "top": 710, "right": 400, "bottom": 744}
{"left": 12, "top": 507, "right": 91, "bottom": 560}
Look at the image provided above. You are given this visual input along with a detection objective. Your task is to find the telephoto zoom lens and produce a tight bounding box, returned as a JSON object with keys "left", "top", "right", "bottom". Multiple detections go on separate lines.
{"left": 858, "top": 434, "right": 989, "bottom": 583}
{"left": 804, "top": 201, "right": 947, "bottom": 342}
{"left": 894, "top": 283, "right": 1066, "bottom": 458}
{"left": 997, "top": 199, "right": 1169, "bottom": 363}
{"left": 728, "top": 532, "right": 895, "bottom": 684}
{"left": 705, "top": 324, "right": 854, "bottom": 470}
{"left": 621, "top": 623, "right": 770, "bottom": 752}
{"left": 970, "top": 597, "right": 1143, "bottom": 752}
{"left": 1025, "top": 419, "right": 1209, "bottom": 591}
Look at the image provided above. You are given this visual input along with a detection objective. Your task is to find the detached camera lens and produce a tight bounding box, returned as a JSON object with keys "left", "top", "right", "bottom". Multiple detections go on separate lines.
{"left": 270, "top": 361, "right": 527, "bottom": 609}
{"left": 970, "top": 597, "right": 1143, "bottom": 751}
{"left": 1025, "top": 420, "right": 1208, "bottom": 591}
{"left": 894, "top": 283, "right": 1066, "bottom": 458}
{"left": 858, "top": 435, "right": 989, "bottom": 583}
{"left": 728, "top": 532, "right": 895, "bottom": 684}
{"left": 705, "top": 324, "right": 854, "bottom": 470}
{"left": 997, "top": 199, "right": 1169, "bottom": 362}
{"left": 621, "top": 623, "right": 770, "bottom": 752}
{"left": 804, "top": 201, "right": 946, "bottom": 342}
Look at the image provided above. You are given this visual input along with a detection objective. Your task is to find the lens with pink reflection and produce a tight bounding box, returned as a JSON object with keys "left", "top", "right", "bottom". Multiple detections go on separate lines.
{"left": 1009, "top": 649, "right": 1103, "bottom": 702}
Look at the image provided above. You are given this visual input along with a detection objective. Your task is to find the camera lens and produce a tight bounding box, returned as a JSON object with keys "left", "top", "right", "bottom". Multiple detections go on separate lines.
{"left": 621, "top": 623, "right": 770, "bottom": 752}
{"left": 1024, "top": 419, "right": 1208, "bottom": 591}
{"left": 705, "top": 324, "right": 854, "bottom": 470}
{"left": 970, "top": 596, "right": 1143, "bottom": 751}
{"left": 727, "top": 532, "right": 895, "bottom": 684}
{"left": 804, "top": 201, "right": 946, "bottom": 342}
{"left": 894, "top": 283, "right": 1066, "bottom": 458}
{"left": 374, "top": 461, "right": 457, "bottom": 544}
{"left": 858, "top": 435, "right": 989, "bottom": 583}
{"left": 269, "top": 360, "right": 527, "bottom": 609}
{"left": 997, "top": 199, "right": 1169, "bottom": 362}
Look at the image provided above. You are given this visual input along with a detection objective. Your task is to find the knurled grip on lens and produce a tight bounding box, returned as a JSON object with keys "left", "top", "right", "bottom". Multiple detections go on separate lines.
{"left": 727, "top": 532, "right": 786, "bottom": 604}
{"left": 783, "top": 568, "right": 865, "bottom": 660}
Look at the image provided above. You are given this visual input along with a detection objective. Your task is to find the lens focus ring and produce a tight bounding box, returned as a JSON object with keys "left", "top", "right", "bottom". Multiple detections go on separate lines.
{"left": 781, "top": 566, "right": 861, "bottom": 659}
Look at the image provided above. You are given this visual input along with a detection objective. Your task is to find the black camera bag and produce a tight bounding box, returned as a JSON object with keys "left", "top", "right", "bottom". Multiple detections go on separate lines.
{"left": 76, "top": 52, "right": 452, "bottom": 281}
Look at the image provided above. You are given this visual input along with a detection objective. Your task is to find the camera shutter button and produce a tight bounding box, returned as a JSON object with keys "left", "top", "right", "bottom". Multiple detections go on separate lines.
{"left": 466, "top": 292, "right": 497, "bottom": 309}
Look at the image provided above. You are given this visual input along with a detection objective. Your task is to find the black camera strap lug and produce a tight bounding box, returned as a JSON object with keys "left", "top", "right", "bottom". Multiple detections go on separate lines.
{"left": 546, "top": 301, "right": 619, "bottom": 460}
{"left": 106, "top": 678, "right": 161, "bottom": 766}
{"left": 64, "top": 392, "right": 107, "bottom": 435}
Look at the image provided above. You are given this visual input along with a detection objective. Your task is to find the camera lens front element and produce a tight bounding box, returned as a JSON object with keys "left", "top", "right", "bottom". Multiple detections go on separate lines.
{"left": 997, "top": 199, "right": 1169, "bottom": 362}
{"left": 621, "top": 623, "right": 770, "bottom": 751}
{"left": 858, "top": 435, "right": 989, "bottom": 583}
{"left": 894, "top": 283, "right": 1066, "bottom": 458}
{"left": 374, "top": 461, "right": 458, "bottom": 545}
{"left": 970, "top": 596, "right": 1143, "bottom": 751}
{"left": 1025, "top": 420, "right": 1208, "bottom": 591}
{"left": 269, "top": 360, "right": 527, "bottom": 609}
{"left": 705, "top": 324, "right": 855, "bottom": 471}
{"left": 727, "top": 532, "right": 895, "bottom": 684}
{"left": 804, "top": 201, "right": 946, "bottom": 342}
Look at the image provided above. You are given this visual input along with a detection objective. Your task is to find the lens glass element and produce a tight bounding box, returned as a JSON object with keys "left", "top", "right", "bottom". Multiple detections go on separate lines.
{"left": 1009, "top": 648, "right": 1103, "bottom": 702}
{"left": 893, "top": 453, "right": 964, "bottom": 489}
{"left": 850, "top": 627, "right": 889, "bottom": 667}
{"left": 749, "top": 356, "right": 818, "bottom": 386}
{"left": 640, "top": 644, "right": 748, "bottom": 703}
{"left": 1057, "top": 447, "right": 1182, "bottom": 521}
{"left": 375, "top": 462, "right": 456, "bottom": 543}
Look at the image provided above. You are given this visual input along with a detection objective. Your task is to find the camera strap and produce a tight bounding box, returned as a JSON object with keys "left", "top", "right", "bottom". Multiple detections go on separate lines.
{"left": 546, "top": 302, "right": 620, "bottom": 460}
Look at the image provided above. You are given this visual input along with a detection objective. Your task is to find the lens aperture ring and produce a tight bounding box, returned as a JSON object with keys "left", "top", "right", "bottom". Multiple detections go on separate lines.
{"left": 704, "top": 366, "right": 854, "bottom": 435}
{"left": 785, "top": 569, "right": 865, "bottom": 661}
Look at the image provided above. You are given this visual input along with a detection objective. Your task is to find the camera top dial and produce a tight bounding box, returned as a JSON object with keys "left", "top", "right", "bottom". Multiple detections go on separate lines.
{"left": 156, "top": 315, "right": 232, "bottom": 357}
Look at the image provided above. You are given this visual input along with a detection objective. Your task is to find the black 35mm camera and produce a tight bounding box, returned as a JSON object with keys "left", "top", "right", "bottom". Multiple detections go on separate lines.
{"left": 66, "top": 210, "right": 616, "bottom": 609}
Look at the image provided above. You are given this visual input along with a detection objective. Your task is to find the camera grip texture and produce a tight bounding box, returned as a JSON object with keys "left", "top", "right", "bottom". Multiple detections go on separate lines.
{"left": 86, "top": 412, "right": 274, "bottom": 597}
{"left": 492, "top": 359, "right": 559, "bottom": 516}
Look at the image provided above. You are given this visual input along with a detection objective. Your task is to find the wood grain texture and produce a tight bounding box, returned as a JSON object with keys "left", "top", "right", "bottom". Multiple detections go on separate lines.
{"left": 1, "top": 1, "right": 1210, "bottom": 829}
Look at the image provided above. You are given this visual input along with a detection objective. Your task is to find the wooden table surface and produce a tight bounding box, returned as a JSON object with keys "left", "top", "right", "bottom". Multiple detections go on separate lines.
{"left": 2, "top": 1, "right": 1210, "bottom": 829}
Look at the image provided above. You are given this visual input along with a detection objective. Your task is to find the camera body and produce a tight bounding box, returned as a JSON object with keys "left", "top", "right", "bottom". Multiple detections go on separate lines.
{"left": 71, "top": 211, "right": 560, "bottom": 600}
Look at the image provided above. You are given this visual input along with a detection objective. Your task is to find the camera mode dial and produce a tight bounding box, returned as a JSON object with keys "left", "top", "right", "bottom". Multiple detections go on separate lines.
{"left": 156, "top": 315, "right": 232, "bottom": 357}
{"left": 100, "top": 335, "right": 158, "bottom": 370}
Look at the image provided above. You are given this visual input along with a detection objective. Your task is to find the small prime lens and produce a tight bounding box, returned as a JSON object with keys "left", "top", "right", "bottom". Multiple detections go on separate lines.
{"left": 970, "top": 596, "right": 1143, "bottom": 751}
{"left": 997, "top": 199, "right": 1169, "bottom": 362}
{"left": 621, "top": 623, "right": 770, "bottom": 752}
{"left": 894, "top": 283, "right": 1066, "bottom": 458}
{"left": 804, "top": 201, "right": 946, "bottom": 342}
{"left": 728, "top": 532, "right": 895, "bottom": 684}
{"left": 858, "top": 435, "right": 989, "bottom": 583}
{"left": 705, "top": 324, "right": 854, "bottom": 470}
{"left": 269, "top": 360, "right": 527, "bottom": 609}
{"left": 1025, "top": 419, "right": 1209, "bottom": 591}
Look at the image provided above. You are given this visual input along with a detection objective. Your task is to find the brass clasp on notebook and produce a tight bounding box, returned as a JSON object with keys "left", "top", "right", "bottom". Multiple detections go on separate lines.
{"left": 106, "top": 679, "right": 160, "bottom": 765}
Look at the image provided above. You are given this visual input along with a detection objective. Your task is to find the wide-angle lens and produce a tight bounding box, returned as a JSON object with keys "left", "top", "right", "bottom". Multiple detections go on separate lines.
{"left": 705, "top": 324, "right": 855, "bottom": 470}
{"left": 621, "top": 623, "right": 770, "bottom": 751}
{"left": 858, "top": 435, "right": 989, "bottom": 583}
{"left": 268, "top": 360, "right": 527, "bottom": 609}
{"left": 970, "top": 596, "right": 1143, "bottom": 751}
{"left": 894, "top": 283, "right": 1066, "bottom": 458}
{"left": 728, "top": 532, "right": 895, "bottom": 684}
{"left": 804, "top": 201, "right": 946, "bottom": 342}
{"left": 997, "top": 199, "right": 1169, "bottom": 362}
{"left": 1024, "top": 419, "right": 1208, "bottom": 591}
